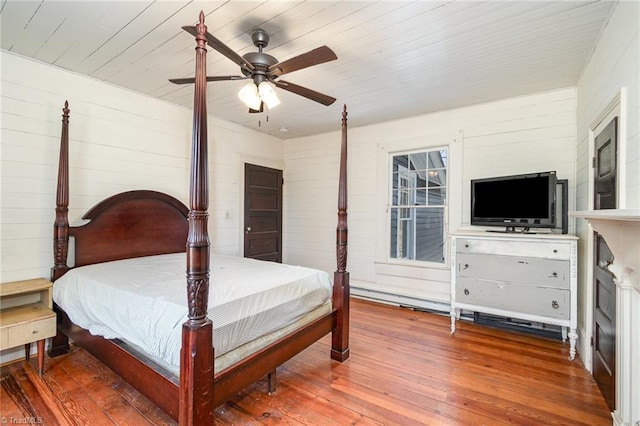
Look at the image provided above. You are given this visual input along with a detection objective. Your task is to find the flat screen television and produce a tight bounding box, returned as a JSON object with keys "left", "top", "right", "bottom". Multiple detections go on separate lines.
{"left": 471, "top": 171, "right": 557, "bottom": 231}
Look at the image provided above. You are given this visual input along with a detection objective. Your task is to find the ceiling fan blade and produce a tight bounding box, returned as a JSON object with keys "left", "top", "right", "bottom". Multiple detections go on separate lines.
{"left": 182, "top": 26, "right": 255, "bottom": 72}
{"left": 169, "top": 75, "right": 247, "bottom": 85}
{"left": 269, "top": 46, "right": 337, "bottom": 77}
{"left": 272, "top": 80, "right": 336, "bottom": 106}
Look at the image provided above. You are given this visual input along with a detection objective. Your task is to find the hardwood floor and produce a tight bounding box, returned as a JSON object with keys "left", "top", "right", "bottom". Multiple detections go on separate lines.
{"left": 1, "top": 298, "right": 611, "bottom": 425}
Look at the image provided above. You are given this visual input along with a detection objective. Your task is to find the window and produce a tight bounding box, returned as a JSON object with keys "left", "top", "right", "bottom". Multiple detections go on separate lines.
{"left": 390, "top": 149, "right": 447, "bottom": 263}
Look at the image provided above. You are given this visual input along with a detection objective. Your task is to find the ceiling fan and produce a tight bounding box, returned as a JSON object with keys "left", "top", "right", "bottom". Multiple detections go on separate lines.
{"left": 170, "top": 26, "right": 338, "bottom": 112}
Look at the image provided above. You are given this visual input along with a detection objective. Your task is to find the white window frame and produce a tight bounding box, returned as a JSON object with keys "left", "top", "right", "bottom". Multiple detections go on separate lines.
{"left": 388, "top": 147, "right": 448, "bottom": 265}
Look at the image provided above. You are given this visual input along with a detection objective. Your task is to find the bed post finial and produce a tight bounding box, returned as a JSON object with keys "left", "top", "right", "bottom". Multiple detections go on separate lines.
{"left": 52, "top": 101, "right": 71, "bottom": 281}
{"left": 180, "top": 11, "right": 215, "bottom": 426}
{"left": 331, "top": 104, "right": 350, "bottom": 362}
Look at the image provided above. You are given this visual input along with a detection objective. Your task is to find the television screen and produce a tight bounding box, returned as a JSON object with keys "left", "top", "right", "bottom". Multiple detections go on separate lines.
{"left": 471, "top": 171, "right": 557, "bottom": 230}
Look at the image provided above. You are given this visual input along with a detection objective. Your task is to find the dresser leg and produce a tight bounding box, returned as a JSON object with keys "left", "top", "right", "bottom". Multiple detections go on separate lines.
{"left": 450, "top": 310, "right": 457, "bottom": 334}
{"left": 24, "top": 343, "right": 31, "bottom": 360}
{"left": 568, "top": 329, "right": 578, "bottom": 361}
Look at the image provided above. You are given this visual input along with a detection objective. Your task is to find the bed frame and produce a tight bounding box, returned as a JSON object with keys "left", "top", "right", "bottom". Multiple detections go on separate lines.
{"left": 48, "top": 12, "right": 350, "bottom": 425}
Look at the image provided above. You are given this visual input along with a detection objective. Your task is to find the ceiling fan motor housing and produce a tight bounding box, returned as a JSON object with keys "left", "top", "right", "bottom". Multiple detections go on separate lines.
{"left": 242, "top": 29, "right": 278, "bottom": 80}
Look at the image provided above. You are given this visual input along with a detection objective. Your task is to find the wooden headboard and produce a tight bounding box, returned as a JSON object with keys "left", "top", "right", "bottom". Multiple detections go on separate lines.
{"left": 71, "top": 190, "right": 188, "bottom": 267}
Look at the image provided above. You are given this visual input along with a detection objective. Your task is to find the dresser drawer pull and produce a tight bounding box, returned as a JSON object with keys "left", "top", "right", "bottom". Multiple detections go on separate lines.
{"left": 464, "top": 288, "right": 470, "bottom": 296}
{"left": 463, "top": 263, "right": 469, "bottom": 270}
{"left": 552, "top": 300, "right": 559, "bottom": 309}
{"left": 550, "top": 272, "right": 558, "bottom": 278}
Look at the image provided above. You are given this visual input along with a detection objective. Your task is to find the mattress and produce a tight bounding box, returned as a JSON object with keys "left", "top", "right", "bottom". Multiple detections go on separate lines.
{"left": 53, "top": 253, "right": 333, "bottom": 375}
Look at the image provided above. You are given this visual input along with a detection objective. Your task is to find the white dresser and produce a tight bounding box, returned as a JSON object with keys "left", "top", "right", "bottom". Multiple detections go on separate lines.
{"left": 450, "top": 230, "right": 578, "bottom": 360}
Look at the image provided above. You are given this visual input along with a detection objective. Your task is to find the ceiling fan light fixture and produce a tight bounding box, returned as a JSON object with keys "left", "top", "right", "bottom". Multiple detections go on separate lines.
{"left": 238, "top": 82, "right": 262, "bottom": 110}
{"left": 258, "top": 81, "right": 280, "bottom": 109}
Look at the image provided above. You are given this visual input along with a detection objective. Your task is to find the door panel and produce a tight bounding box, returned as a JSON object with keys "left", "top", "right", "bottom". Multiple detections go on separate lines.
{"left": 594, "top": 117, "right": 617, "bottom": 210}
{"left": 592, "top": 115, "right": 617, "bottom": 412}
{"left": 593, "top": 234, "right": 615, "bottom": 411}
{"left": 244, "top": 164, "right": 283, "bottom": 262}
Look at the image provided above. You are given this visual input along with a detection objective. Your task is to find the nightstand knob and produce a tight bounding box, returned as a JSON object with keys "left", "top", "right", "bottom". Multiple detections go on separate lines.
{"left": 464, "top": 288, "right": 470, "bottom": 296}
{"left": 552, "top": 300, "right": 559, "bottom": 309}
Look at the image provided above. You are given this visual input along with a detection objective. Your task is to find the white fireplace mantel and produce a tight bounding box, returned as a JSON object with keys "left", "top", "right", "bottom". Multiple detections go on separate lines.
{"left": 570, "top": 209, "right": 640, "bottom": 426}
{"left": 571, "top": 209, "right": 640, "bottom": 290}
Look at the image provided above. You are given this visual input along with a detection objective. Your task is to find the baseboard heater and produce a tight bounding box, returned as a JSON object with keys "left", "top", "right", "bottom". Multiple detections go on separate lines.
{"left": 473, "top": 312, "right": 562, "bottom": 340}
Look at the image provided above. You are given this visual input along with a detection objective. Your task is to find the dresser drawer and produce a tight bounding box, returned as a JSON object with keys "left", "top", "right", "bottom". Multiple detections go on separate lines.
{"left": 456, "top": 238, "right": 571, "bottom": 260}
{"left": 457, "top": 253, "right": 570, "bottom": 289}
{"left": 456, "top": 278, "right": 570, "bottom": 320}
{"left": 0, "top": 305, "right": 57, "bottom": 350}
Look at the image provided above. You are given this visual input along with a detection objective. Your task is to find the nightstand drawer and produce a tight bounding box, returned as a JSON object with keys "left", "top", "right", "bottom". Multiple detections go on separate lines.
{"left": 0, "top": 304, "right": 56, "bottom": 350}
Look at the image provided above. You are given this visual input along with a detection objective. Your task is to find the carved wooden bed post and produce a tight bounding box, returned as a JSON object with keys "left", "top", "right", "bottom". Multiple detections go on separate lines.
{"left": 51, "top": 101, "right": 70, "bottom": 282}
{"left": 49, "top": 101, "right": 72, "bottom": 357}
{"left": 331, "top": 104, "right": 350, "bottom": 361}
{"left": 179, "top": 11, "right": 215, "bottom": 425}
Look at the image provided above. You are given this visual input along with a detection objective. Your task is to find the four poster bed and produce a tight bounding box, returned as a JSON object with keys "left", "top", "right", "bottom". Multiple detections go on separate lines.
{"left": 48, "top": 13, "right": 350, "bottom": 425}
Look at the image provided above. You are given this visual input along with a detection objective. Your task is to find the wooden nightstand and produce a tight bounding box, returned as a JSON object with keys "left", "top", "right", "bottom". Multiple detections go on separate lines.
{"left": 1, "top": 278, "right": 56, "bottom": 375}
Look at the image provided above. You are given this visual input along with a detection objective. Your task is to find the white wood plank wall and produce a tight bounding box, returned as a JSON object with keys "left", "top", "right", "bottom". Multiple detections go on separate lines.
{"left": 284, "top": 87, "right": 577, "bottom": 306}
{"left": 0, "top": 52, "right": 282, "bottom": 285}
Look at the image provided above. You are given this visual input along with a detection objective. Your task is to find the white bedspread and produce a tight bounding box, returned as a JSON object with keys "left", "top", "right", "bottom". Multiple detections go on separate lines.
{"left": 53, "top": 253, "right": 332, "bottom": 374}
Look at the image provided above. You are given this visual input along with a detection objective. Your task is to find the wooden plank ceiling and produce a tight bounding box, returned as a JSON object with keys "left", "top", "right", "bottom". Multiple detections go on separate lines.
{"left": 1, "top": 1, "right": 615, "bottom": 139}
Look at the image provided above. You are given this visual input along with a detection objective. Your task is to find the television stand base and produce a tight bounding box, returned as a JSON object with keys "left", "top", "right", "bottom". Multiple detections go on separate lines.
{"left": 485, "top": 227, "right": 543, "bottom": 234}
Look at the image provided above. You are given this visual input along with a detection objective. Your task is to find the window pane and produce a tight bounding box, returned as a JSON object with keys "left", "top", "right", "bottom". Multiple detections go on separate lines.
{"left": 390, "top": 207, "right": 444, "bottom": 262}
{"left": 427, "top": 169, "right": 446, "bottom": 187}
{"left": 428, "top": 150, "right": 447, "bottom": 168}
{"left": 414, "top": 208, "right": 445, "bottom": 262}
{"left": 428, "top": 188, "right": 446, "bottom": 205}
{"left": 393, "top": 155, "right": 409, "bottom": 173}
{"left": 390, "top": 207, "right": 398, "bottom": 257}
{"left": 415, "top": 188, "right": 427, "bottom": 206}
{"left": 389, "top": 207, "right": 415, "bottom": 259}
{"left": 409, "top": 152, "right": 426, "bottom": 171}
